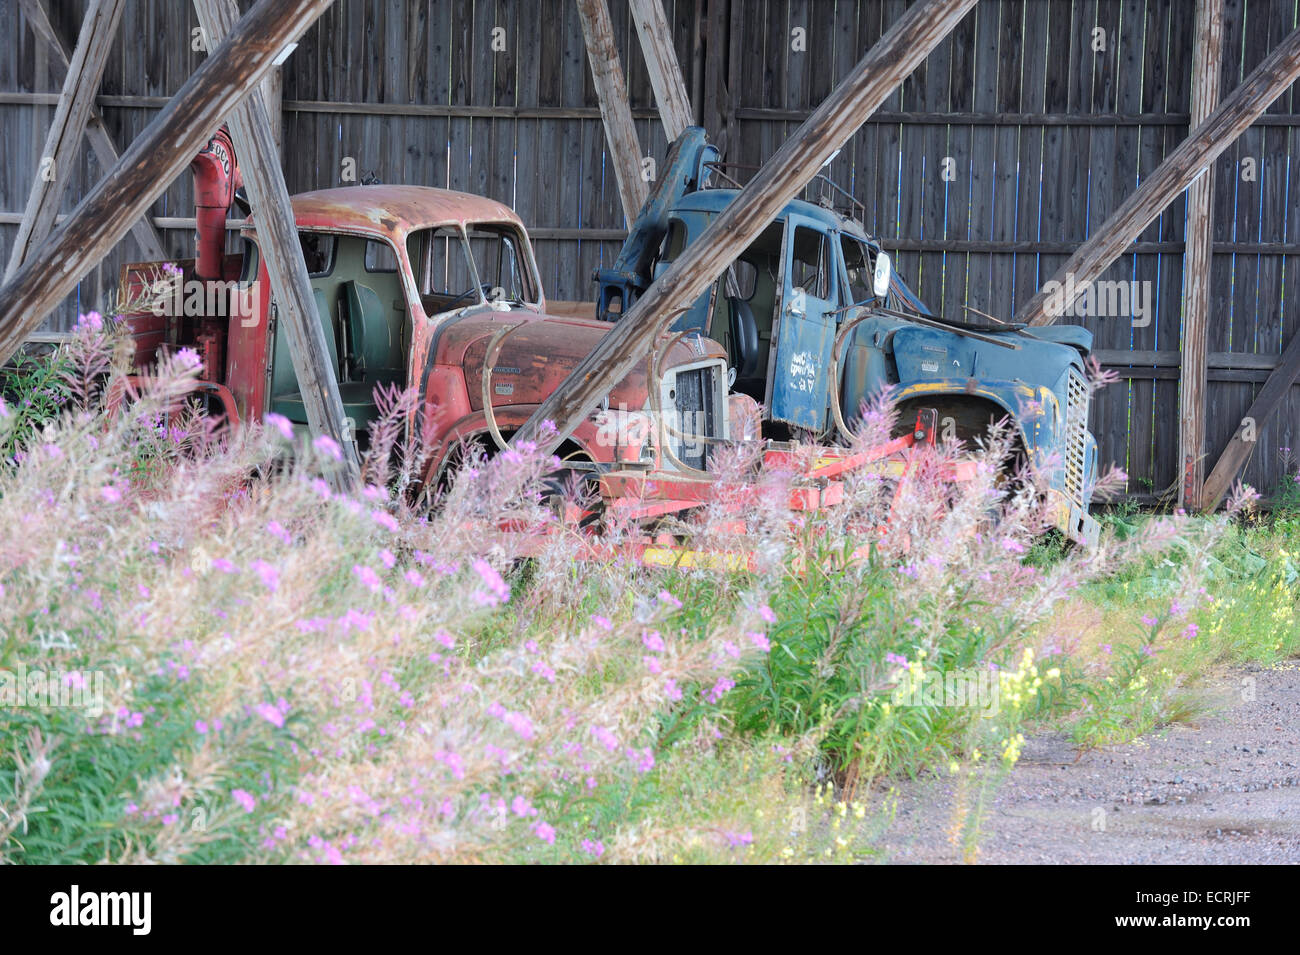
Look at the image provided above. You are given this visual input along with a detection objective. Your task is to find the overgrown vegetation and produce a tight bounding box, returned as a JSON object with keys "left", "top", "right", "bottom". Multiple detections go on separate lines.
{"left": 1, "top": 315, "right": 1296, "bottom": 864}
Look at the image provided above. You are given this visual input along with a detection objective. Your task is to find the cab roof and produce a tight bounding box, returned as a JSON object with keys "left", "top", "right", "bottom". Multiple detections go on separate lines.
{"left": 670, "top": 187, "right": 872, "bottom": 241}
{"left": 258, "top": 185, "right": 524, "bottom": 239}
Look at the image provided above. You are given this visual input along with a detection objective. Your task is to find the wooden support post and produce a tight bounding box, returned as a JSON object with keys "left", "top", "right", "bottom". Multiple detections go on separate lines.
{"left": 576, "top": 0, "right": 648, "bottom": 225}
{"left": 1015, "top": 24, "right": 1300, "bottom": 327}
{"left": 194, "top": 0, "right": 359, "bottom": 486}
{"left": 511, "top": 0, "right": 979, "bottom": 455}
{"left": 1180, "top": 0, "right": 1223, "bottom": 511}
{"left": 16, "top": 0, "right": 167, "bottom": 263}
{"left": 0, "top": 0, "right": 335, "bottom": 366}
{"left": 5, "top": 0, "right": 127, "bottom": 281}
{"left": 629, "top": 0, "right": 694, "bottom": 141}
{"left": 262, "top": 66, "right": 283, "bottom": 157}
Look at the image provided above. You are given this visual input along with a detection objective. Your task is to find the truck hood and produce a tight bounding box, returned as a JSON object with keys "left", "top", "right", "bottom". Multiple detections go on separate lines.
{"left": 428, "top": 307, "right": 728, "bottom": 412}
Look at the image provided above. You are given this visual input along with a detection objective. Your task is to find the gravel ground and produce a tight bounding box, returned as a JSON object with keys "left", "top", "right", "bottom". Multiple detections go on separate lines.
{"left": 877, "top": 663, "right": 1300, "bottom": 864}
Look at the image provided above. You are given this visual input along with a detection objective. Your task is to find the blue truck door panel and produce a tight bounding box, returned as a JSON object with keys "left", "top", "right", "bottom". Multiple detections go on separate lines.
{"left": 766, "top": 214, "right": 837, "bottom": 430}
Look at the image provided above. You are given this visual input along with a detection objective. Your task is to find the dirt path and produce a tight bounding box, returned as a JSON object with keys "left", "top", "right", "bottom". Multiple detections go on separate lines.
{"left": 876, "top": 663, "right": 1300, "bottom": 864}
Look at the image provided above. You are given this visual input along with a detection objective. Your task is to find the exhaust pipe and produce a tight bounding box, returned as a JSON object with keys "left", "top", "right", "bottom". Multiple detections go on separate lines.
{"left": 190, "top": 126, "right": 242, "bottom": 282}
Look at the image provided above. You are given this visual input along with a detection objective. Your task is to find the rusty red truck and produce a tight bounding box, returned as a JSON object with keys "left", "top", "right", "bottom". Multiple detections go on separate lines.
{"left": 124, "top": 134, "right": 754, "bottom": 493}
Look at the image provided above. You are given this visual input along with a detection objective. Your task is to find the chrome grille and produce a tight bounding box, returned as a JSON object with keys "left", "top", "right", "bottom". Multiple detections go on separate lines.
{"left": 1064, "top": 369, "right": 1089, "bottom": 505}
{"left": 666, "top": 362, "right": 724, "bottom": 471}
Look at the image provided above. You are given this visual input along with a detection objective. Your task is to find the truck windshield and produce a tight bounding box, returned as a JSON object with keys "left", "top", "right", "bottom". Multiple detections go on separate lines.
{"left": 466, "top": 224, "right": 537, "bottom": 305}
{"left": 406, "top": 226, "right": 480, "bottom": 315}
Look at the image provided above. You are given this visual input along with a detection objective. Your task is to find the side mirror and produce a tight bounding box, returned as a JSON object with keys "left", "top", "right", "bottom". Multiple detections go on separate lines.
{"left": 873, "top": 252, "right": 893, "bottom": 300}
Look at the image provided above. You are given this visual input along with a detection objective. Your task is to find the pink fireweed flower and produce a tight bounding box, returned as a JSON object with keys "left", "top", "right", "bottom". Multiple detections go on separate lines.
{"left": 747, "top": 632, "right": 771, "bottom": 652}
{"left": 533, "top": 821, "right": 556, "bottom": 845}
{"left": 255, "top": 702, "right": 286, "bottom": 728}
{"left": 471, "top": 559, "right": 510, "bottom": 606}
{"left": 590, "top": 614, "right": 612, "bottom": 631}
{"left": 663, "top": 678, "right": 683, "bottom": 702}
{"left": 704, "top": 677, "right": 735, "bottom": 704}
{"left": 231, "top": 789, "right": 256, "bottom": 813}
{"left": 591, "top": 726, "right": 619, "bottom": 752}
{"left": 353, "top": 564, "right": 382, "bottom": 593}
{"left": 531, "top": 660, "right": 557, "bottom": 683}
{"left": 371, "top": 510, "right": 399, "bottom": 533}
{"left": 195, "top": 720, "right": 209, "bottom": 735}
{"left": 432, "top": 628, "right": 455, "bottom": 649}
{"left": 174, "top": 347, "right": 202, "bottom": 372}
{"left": 404, "top": 569, "right": 424, "bottom": 587}
{"left": 724, "top": 830, "right": 754, "bottom": 848}
{"left": 642, "top": 655, "right": 662, "bottom": 674}
{"left": 266, "top": 521, "right": 291, "bottom": 545}
{"left": 627, "top": 746, "right": 655, "bottom": 773}
{"left": 1141, "top": 614, "right": 1158, "bottom": 627}
{"left": 379, "top": 548, "right": 397, "bottom": 569}
{"left": 1182, "top": 623, "right": 1200, "bottom": 640}
{"left": 1002, "top": 538, "right": 1027, "bottom": 555}
{"left": 100, "top": 484, "right": 122, "bottom": 503}
{"left": 658, "top": 589, "right": 683, "bottom": 609}
{"left": 502, "top": 711, "right": 535, "bottom": 739}
{"left": 310, "top": 477, "right": 331, "bottom": 499}
{"left": 758, "top": 604, "right": 777, "bottom": 624}
{"left": 641, "top": 630, "right": 665, "bottom": 653}
{"left": 313, "top": 434, "right": 342, "bottom": 461}
{"left": 886, "top": 652, "right": 908, "bottom": 667}
{"left": 77, "top": 311, "right": 104, "bottom": 330}
{"left": 581, "top": 839, "right": 605, "bottom": 858}
{"left": 249, "top": 560, "right": 279, "bottom": 592}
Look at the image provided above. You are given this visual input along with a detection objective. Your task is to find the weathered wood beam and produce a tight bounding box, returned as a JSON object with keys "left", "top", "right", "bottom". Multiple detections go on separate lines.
{"left": 193, "top": 0, "right": 359, "bottom": 487}
{"left": 0, "top": 0, "right": 334, "bottom": 366}
{"left": 262, "top": 66, "right": 283, "bottom": 156}
{"left": 16, "top": 0, "right": 166, "bottom": 264}
{"left": 1180, "top": 0, "right": 1223, "bottom": 511}
{"left": 5, "top": 0, "right": 127, "bottom": 281}
{"left": 1016, "top": 23, "right": 1300, "bottom": 327}
{"left": 629, "top": 0, "right": 694, "bottom": 140}
{"left": 576, "top": 0, "right": 648, "bottom": 224}
{"left": 511, "top": 0, "right": 979, "bottom": 455}
{"left": 1202, "top": 328, "right": 1300, "bottom": 510}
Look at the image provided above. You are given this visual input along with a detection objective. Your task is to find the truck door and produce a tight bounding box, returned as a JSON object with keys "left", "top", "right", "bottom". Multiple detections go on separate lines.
{"left": 766, "top": 215, "right": 838, "bottom": 430}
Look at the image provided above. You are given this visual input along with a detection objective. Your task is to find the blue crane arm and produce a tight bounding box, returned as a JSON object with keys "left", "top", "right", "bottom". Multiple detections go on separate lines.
{"left": 594, "top": 126, "right": 719, "bottom": 322}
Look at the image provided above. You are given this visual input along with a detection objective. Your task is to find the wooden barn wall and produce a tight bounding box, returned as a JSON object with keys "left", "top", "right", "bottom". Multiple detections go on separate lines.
{"left": 2, "top": 0, "right": 1299, "bottom": 498}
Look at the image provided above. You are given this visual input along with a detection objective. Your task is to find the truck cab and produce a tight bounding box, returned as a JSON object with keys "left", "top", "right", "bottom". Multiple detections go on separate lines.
{"left": 125, "top": 181, "right": 746, "bottom": 487}
{"left": 595, "top": 128, "right": 1100, "bottom": 543}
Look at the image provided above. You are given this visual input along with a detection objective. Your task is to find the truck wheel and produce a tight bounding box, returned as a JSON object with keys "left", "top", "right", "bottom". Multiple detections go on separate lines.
{"left": 540, "top": 456, "right": 604, "bottom": 530}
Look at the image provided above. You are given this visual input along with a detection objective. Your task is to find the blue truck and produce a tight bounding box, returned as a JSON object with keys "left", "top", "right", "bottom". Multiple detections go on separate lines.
{"left": 595, "top": 128, "right": 1099, "bottom": 544}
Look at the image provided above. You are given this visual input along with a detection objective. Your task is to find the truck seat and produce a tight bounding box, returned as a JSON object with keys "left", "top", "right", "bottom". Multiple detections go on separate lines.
{"left": 343, "top": 281, "right": 403, "bottom": 388}
{"left": 268, "top": 289, "right": 341, "bottom": 424}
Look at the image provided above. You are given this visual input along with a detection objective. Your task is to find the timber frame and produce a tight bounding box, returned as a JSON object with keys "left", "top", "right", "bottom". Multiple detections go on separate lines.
{"left": 5, "top": 1, "right": 1300, "bottom": 509}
